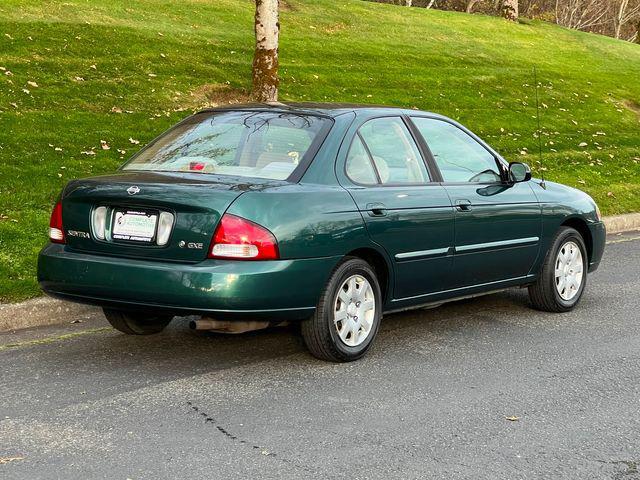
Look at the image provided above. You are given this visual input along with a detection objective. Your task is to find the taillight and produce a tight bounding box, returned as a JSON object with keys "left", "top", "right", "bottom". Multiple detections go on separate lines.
{"left": 209, "top": 214, "right": 279, "bottom": 260}
{"left": 49, "top": 201, "right": 65, "bottom": 244}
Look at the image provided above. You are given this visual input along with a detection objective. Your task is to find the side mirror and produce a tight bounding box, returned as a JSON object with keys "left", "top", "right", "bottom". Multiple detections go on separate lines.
{"left": 508, "top": 162, "right": 531, "bottom": 183}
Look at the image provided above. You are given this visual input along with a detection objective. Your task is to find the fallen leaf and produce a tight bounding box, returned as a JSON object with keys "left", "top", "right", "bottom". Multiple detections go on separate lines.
{"left": 81, "top": 150, "right": 96, "bottom": 156}
{"left": 100, "top": 140, "right": 110, "bottom": 150}
{"left": 73, "top": 76, "right": 85, "bottom": 82}
{"left": 578, "top": 142, "right": 588, "bottom": 147}
{"left": 129, "top": 138, "right": 140, "bottom": 144}
{"left": 111, "top": 106, "right": 123, "bottom": 114}
{"left": 0, "top": 456, "right": 24, "bottom": 465}
{"left": 89, "top": 64, "right": 97, "bottom": 70}
{"left": 505, "top": 416, "right": 520, "bottom": 422}
{"left": 22, "top": 88, "right": 30, "bottom": 94}
{"left": 607, "top": 191, "right": 615, "bottom": 197}
{"left": 27, "top": 80, "right": 38, "bottom": 88}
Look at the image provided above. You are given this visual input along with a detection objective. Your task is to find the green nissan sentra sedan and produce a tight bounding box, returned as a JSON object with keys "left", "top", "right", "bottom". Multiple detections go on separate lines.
{"left": 38, "top": 103, "right": 606, "bottom": 361}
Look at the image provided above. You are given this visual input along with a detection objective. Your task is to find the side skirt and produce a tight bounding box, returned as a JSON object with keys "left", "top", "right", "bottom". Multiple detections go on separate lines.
{"left": 384, "top": 274, "right": 537, "bottom": 315}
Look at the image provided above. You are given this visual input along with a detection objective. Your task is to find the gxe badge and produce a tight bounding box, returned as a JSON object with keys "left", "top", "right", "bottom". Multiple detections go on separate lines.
{"left": 127, "top": 185, "right": 140, "bottom": 195}
{"left": 178, "top": 240, "right": 203, "bottom": 250}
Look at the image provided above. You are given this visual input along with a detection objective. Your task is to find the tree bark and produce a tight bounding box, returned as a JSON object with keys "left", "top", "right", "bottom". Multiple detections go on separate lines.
{"left": 252, "top": 0, "right": 279, "bottom": 102}
{"left": 501, "top": 0, "right": 519, "bottom": 20}
{"left": 405, "top": 0, "right": 413, "bottom": 6}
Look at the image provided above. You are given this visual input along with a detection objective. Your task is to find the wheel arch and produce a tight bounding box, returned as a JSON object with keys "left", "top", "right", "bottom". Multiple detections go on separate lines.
{"left": 561, "top": 216, "right": 593, "bottom": 262}
{"left": 345, "top": 246, "right": 393, "bottom": 305}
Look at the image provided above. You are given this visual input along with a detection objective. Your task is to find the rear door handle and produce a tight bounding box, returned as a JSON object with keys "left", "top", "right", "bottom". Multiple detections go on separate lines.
{"left": 455, "top": 199, "right": 473, "bottom": 212}
{"left": 366, "top": 203, "right": 388, "bottom": 217}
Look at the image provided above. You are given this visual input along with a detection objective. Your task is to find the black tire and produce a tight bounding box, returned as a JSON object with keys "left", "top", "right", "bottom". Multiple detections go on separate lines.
{"left": 528, "top": 227, "right": 588, "bottom": 312}
{"left": 301, "top": 257, "right": 382, "bottom": 362}
{"left": 103, "top": 308, "right": 173, "bottom": 335}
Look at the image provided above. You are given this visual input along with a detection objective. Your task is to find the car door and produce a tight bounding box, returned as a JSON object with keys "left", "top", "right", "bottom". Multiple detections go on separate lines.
{"left": 410, "top": 116, "right": 541, "bottom": 288}
{"left": 337, "top": 115, "right": 455, "bottom": 300}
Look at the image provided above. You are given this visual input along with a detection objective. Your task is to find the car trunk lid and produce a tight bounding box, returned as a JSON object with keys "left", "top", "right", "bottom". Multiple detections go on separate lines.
{"left": 59, "top": 171, "right": 272, "bottom": 262}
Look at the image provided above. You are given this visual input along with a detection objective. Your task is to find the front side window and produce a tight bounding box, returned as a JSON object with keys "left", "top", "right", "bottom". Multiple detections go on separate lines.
{"left": 346, "top": 117, "right": 430, "bottom": 185}
{"left": 412, "top": 117, "right": 502, "bottom": 183}
{"left": 122, "top": 111, "right": 331, "bottom": 181}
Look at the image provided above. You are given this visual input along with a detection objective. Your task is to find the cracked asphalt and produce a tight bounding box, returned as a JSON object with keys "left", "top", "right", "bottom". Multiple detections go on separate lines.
{"left": 1, "top": 232, "right": 639, "bottom": 479}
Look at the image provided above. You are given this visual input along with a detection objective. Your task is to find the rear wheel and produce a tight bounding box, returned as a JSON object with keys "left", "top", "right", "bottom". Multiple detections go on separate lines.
{"left": 528, "top": 227, "right": 588, "bottom": 312}
{"left": 103, "top": 308, "right": 173, "bottom": 335}
{"left": 301, "top": 257, "right": 382, "bottom": 362}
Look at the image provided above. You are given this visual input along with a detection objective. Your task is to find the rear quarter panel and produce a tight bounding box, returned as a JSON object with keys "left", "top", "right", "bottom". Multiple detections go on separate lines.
{"left": 225, "top": 183, "right": 372, "bottom": 260}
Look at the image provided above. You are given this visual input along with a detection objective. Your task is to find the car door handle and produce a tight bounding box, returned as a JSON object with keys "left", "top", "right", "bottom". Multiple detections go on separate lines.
{"left": 455, "top": 199, "right": 473, "bottom": 212}
{"left": 366, "top": 203, "right": 388, "bottom": 217}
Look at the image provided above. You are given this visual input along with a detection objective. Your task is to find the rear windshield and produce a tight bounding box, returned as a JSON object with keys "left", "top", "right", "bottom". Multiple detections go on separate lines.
{"left": 121, "top": 111, "right": 331, "bottom": 180}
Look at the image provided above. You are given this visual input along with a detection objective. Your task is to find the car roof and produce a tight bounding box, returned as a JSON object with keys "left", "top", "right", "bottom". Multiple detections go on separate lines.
{"left": 198, "top": 102, "right": 447, "bottom": 119}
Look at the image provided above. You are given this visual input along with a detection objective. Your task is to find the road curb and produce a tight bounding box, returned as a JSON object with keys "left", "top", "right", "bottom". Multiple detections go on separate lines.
{"left": 0, "top": 297, "right": 98, "bottom": 333}
{"left": 603, "top": 213, "right": 640, "bottom": 235}
{"left": 1, "top": 214, "right": 639, "bottom": 333}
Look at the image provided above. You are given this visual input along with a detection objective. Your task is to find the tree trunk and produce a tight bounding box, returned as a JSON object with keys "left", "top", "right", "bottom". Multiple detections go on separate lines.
{"left": 636, "top": 20, "right": 640, "bottom": 43}
{"left": 252, "top": 0, "right": 279, "bottom": 102}
{"left": 501, "top": 0, "right": 519, "bottom": 21}
{"left": 466, "top": 0, "right": 481, "bottom": 13}
{"left": 405, "top": 0, "right": 412, "bottom": 6}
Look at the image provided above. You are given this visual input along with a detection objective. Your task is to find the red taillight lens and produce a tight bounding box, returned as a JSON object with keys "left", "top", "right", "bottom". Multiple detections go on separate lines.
{"left": 49, "top": 201, "right": 65, "bottom": 244}
{"left": 209, "top": 214, "right": 279, "bottom": 260}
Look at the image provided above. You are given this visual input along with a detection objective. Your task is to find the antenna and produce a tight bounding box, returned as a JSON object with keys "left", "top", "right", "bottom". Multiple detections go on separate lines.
{"left": 533, "top": 66, "right": 546, "bottom": 189}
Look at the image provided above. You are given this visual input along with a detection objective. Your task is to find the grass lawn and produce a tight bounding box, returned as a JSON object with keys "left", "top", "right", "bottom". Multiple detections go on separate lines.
{"left": 1, "top": 0, "right": 639, "bottom": 302}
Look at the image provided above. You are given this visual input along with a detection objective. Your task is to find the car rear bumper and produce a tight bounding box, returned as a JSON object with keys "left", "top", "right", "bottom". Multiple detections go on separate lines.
{"left": 587, "top": 220, "right": 606, "bottom": 273}
{"left": 38, "top": 244, "right": 340, "bottom": 320}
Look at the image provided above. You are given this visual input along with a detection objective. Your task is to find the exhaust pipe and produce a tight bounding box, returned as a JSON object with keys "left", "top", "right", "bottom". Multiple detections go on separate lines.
{"left": 189, "top": 319, "right": 220, "bottom": 331}
{"left": 189, "top": 317, "right": 272, "bottom": 334}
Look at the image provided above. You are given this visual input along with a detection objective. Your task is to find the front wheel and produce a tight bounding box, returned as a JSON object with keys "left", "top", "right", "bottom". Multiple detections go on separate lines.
{"left": 103, "top": 308, "right": 173, "bottom": 335}
{"left": 301, "top": 257, "right": 382, "bottom": 362}
{"left": 528, "top": 227, "right": 588, "bottom": 312}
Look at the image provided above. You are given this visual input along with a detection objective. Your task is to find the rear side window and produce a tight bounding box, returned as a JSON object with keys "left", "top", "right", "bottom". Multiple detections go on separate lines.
{"left": 122, "top": 111, "right": 331, "bottom": 181}
{"left": 346, "top": 117, "right": 430, "bottom": 185}
{"left": 346, "top": 135, "right": 378, "bottom": 185}
{"left": 411, "top": 117, "right": 502, "bottom": 183}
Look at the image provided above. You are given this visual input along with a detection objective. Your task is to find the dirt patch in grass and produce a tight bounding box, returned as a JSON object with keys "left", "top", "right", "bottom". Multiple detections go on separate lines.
{"left": 185, "top": 84, "right": 252, "bottom": 109}
{"left": 624, "top": 99, "right": 640, "bottom": 120}
{"left": 280, "top": 0, "right": 297, "bottom": 12}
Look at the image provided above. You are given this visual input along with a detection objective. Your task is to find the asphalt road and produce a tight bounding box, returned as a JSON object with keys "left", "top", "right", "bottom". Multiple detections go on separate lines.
{"left": 1, "top": 232, "right": 639, "bottom": 480}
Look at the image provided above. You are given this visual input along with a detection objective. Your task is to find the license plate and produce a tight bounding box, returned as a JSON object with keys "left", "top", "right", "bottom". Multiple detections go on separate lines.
{"left": 112, "top": 210, "right": 157, "bottom": 243}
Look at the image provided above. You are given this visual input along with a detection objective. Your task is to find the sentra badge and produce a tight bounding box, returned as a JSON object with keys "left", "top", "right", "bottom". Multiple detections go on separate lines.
{"left": 67, "top": 230, "right": 90, "bottom": 239}
{"left": 127, "top": 185, "right": 140, "bottom": 195}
